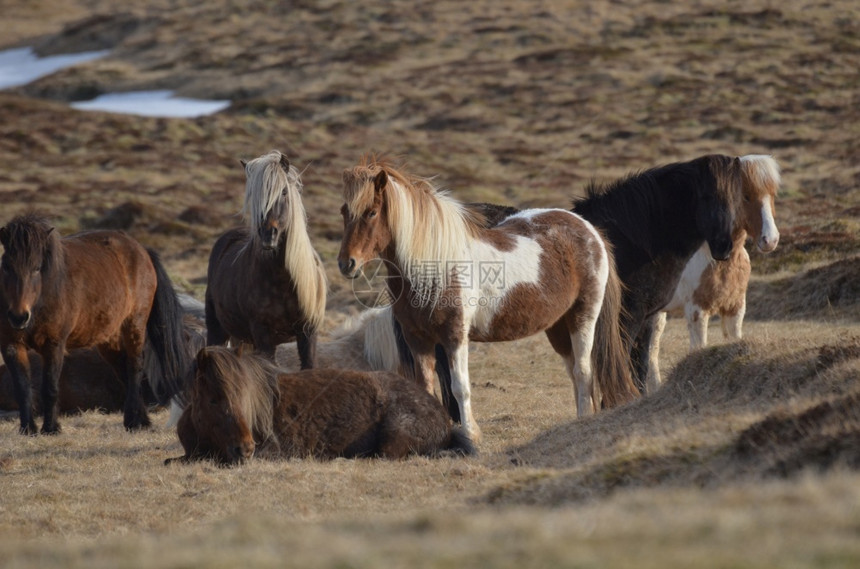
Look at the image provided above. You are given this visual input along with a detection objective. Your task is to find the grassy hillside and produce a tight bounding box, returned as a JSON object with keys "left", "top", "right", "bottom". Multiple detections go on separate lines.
{"left": 0, "top": 0, "right": 859, "bottom": 567}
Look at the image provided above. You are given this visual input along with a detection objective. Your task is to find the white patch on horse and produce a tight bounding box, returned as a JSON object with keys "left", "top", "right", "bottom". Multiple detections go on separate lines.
{"left": 758, "top": 194, "right": 779, "bottom": 252}
{"left": 468, "top": 234, "right": 543, "bottom": 335}
{"left": 664, "top": 243, "right": 712, "bottom": 313}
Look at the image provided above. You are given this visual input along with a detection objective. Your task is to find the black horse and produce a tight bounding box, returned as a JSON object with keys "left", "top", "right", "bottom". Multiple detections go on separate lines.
{"left": 405, "top": 154, "right": 743, "bottom": 420}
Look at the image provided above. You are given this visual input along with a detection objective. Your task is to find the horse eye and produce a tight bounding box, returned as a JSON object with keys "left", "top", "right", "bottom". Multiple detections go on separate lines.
{"left": 366, "top": 210, "right": 377, "bottom": 219}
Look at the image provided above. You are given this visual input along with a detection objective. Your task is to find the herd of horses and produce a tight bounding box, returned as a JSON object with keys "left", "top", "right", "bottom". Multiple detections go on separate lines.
{"left": 0, "top": 149, "right": 781, "bottom": 465}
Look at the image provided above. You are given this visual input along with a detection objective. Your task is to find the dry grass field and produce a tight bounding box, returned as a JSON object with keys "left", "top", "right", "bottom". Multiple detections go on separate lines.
{"left": 0, "top": 0, "right": 859, "bottom": 566}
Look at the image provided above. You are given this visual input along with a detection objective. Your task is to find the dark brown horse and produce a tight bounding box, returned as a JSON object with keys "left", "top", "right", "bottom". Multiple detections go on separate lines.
{"left": 168, "top": 346, "right": 475, "bottom": 465}
{"left": 0, "top": 214, "right": 190, "bottom": 434}
{"left": 205, "top": 151, "right": 327, "bottom": 368}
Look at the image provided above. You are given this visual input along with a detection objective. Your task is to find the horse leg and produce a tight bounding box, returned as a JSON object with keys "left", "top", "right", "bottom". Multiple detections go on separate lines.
{"left": 2, "top": 343, "right": 36, "bottom": 434}
{"left": 645, "top": 312, "right": 667, "bottom": 395}
{"left": 39, "top": 342, "right": 65, "bottom": 434}
{"left": 434, "top": 344, "right": 461, "bottom": 424}
{"left": 100, "top": 347, "right": 150, "bottom": 430}
{"left": 204, "top": 295, "right": 229, "bottom": 346}
{"left": 721, "top": 296, "right": 746, "bottom": 341}
{"left": 444, "top": 341, "right": 481, "bottom": 442}
{"left": 633, "top": 316, "right": 659, "bottom": 396}
{"left": 685, "top": 302, "right": 708, "bottom": 350}
{"left": 295, "top": 327, "right": 317, "bottom": 369}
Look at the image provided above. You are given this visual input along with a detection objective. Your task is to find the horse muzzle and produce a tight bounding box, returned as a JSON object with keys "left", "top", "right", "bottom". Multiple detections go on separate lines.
{"left": 757, "top": 232, "right": 780, "bottom": 253}
{"left": 338, "top": 257, "right": 360, "bottom": 279}
{"left": 7, "top": 309, "right": 31, "bottom": 330}
{"left": 707, "top": 238, "right": 733, "bottom": 261}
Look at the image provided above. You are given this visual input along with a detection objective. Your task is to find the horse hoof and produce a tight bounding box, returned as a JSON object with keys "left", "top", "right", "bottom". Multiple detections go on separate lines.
{"left": 19, "top": 424, "right": 38, "bottom": 436}
{"left": 124, "top": 420, "right": 152, "bottom": 432}
{"left": 40, "top": 424, "right": 61, "bottom": 435}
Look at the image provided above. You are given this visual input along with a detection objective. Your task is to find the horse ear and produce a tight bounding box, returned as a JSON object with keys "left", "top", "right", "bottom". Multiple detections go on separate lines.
{"left": 239, "top": 159, "right": 248, "bottom": 169}
{"left": 374, "top": 170, "right": 388, "bottom": 194}
{"left": 279, "top": 153, "right": 290, "bottom": 172}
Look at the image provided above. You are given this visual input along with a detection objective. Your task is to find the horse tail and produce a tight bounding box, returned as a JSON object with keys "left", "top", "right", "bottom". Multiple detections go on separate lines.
{"left": 593, "top": 239, "right": 640, "bottom": 408}
{"left": 446, "top": 425, "right": 477, "bottom": 456}
{"left": 144, "top": 249, "right": 192, "bottom": 405}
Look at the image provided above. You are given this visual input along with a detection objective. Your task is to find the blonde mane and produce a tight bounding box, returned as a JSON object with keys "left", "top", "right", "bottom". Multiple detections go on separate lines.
{"left": 739, "top": 154, "right": 781, "bottom": 198}
{"left": 343, "top": 155, "right": 484, "bottom": 294}
{"left": 242, "top": 150, "right": 327, "bottom": 330}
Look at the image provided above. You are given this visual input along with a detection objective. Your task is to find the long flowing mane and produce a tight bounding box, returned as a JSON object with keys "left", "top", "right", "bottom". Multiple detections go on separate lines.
{"left": 575, "top": 154, "right": 739, "bottom": 257}
{"left": 196, "top": 347, "right": 280, "bottom": 445}
{"left": 1, "top": 214, "right": 65, "bottom": 297}
{"left": 343, "top": 155, "right": 484, "bottom": 291}
{"left": 241, "top": 151, "right": 327, "bottom": 330}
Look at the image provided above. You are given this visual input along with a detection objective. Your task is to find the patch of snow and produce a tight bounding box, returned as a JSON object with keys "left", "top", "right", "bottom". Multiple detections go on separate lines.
{"left": 70, "top": 90, "right": 231, "bottom": 118}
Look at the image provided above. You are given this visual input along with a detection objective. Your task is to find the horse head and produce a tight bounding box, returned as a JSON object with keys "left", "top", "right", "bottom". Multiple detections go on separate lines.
{"left": 0, "top": 215, "right": 55, "bottom": 330}
{"left": 338, "top": 167, "right": 393, "bottom": 279}
{"left": 190, "top": 347, "right": 256, "bottom": 465}
{"left": 242, "top": 151, "right": 301, "bottom": 251}
{"left": 694, "top": 155, "right": 742, "bottom": 261}
{"left": 739, "top": 155, "right": 780, "bottom": 253}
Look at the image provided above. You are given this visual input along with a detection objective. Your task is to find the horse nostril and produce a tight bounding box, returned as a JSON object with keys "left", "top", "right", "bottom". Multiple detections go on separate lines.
{"left": 7, "top": 309, "right": 30, "bottom": 329}
{"left": 338, "top": 258, "right": 356, "bottom": 275}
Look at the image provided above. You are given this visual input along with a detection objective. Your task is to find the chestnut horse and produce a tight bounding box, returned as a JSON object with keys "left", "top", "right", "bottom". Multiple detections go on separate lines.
{"left": 0, "top": 306, "right": 206, "bottom": 416}
{"left": 337, "top": 156, "right": 640, "bottom": 442}
{"left": 168, "top": 346, "right": 475, "bottom": 465}
{"left": 647, "top": 155, "right": 781, "bottom": 386}
{"left": 205, "top": 150, "right": 327, "bottom": 367}
{"left": 0, "top": 214, "right": 190, "bottom": 434}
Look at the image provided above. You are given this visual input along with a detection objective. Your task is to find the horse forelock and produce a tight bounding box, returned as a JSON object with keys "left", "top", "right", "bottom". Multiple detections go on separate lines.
{"left": 242, "top": 151, "right": 326, "bottom": 330}
{"left": 1, "top": 214, "right": 63, "bottom": 278}
{"left": 739, "top": 154, "right": 781, "bottom": 198}
{"left": 241, "top": 150, "right": 304, "bottom": 232}
{"left": 196, "top": 347, "right": 278, "bottom": 444}
{"left": 344, "top": 156, "right": 483, "bottom": 292}
{"left": 705, "top": 154, "right": 742, "bottom": 211}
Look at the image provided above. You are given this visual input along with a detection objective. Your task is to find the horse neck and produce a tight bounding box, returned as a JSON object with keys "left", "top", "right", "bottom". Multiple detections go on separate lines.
{"left": 386, "top": 181, "right": 477, "bottom": 293}
{"left": 38, "top": 234, "right": 67, "bottom": 304}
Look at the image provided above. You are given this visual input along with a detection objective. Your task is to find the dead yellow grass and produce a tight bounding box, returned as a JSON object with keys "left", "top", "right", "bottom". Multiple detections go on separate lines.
{"left": 1, "top": 0, "right": 859, "bottom": 565}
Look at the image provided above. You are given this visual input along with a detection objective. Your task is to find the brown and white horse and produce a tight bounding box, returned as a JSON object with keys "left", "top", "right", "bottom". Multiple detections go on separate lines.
{"left": 337, "top": 156, "right": 638, "bottom": 441}
{"left": 646, "top": 155, "right": 781, "bottom": 390}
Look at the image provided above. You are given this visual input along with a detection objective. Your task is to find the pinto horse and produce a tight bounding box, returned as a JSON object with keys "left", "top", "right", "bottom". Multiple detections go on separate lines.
{"left": 168, "top": 346, "right": 475, "bottom": 465}
{"left": 337, "top": 156, "right": 639, "bottom": 441}
{"left": 431, "top": 154, "right": 744, "bottom": 405}
{"left": 0, "top": 214, "right": 189, "bottom": 434}
{"left": 205, "top": 150, "right": 327, "bottom": 367}
{"left": 647, "top": 155, "right": 781, "bottom": 386}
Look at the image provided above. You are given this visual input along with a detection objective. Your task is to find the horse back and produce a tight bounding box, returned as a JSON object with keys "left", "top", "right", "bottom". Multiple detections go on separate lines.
{"left": 55, "top": 231, "right": 157, "bottom": 349}
{"left": 273, "top": 369, "right": 387, "bottom": 458}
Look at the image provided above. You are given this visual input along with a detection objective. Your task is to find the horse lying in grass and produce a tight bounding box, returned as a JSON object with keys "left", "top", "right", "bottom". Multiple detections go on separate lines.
{"left": 168, "top": 346, "right": 475, "bottom": 465}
